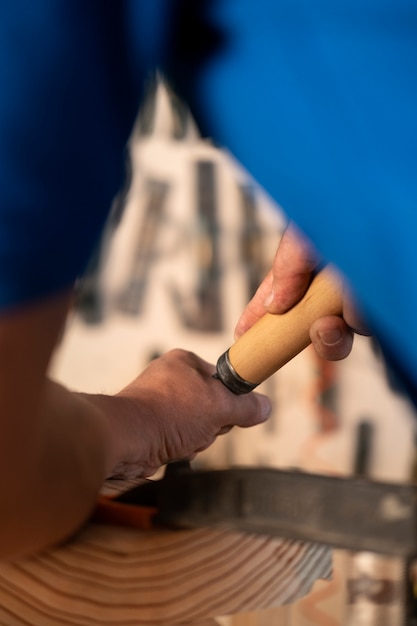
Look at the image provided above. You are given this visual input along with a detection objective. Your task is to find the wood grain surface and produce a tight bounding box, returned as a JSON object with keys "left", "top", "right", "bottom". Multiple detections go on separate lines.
{"left": 0, "top": 479, "right": 331, "bottom": 626}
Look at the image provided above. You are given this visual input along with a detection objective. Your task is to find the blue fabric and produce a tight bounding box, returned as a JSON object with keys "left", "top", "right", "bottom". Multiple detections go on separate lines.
{"left": 178, "top": 0, "right": 417, "bottom": 387}
{"left": 1, "top": 0, "right": 417, "bottom": 387}
{"left": 0, "top": 1, "right": 169, "bottom": 306}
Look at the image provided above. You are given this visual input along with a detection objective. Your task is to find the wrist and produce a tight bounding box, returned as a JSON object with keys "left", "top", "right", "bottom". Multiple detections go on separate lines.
{"left": 76, "top": 392, "right": 152, "bottom": 478}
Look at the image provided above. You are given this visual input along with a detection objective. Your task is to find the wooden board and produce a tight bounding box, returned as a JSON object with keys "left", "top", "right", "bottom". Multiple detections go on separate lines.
{"left": 0, "top": 479, "right": 331, "bottom": 625}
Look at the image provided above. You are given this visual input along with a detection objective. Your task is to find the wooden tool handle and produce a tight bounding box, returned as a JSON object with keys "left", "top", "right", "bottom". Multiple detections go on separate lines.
{"left": 216, "top": 268, "right": 343, "bottom": 393}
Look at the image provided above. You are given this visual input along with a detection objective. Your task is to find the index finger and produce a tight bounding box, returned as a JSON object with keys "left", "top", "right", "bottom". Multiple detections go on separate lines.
{"left": 268, "top": 224, "right": 320, "bottom": 313}
{"left": 234, "top": 224, "right": 320, "bottom": 339}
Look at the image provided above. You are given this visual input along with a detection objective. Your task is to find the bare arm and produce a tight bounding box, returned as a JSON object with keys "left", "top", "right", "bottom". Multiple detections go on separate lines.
{"left": 0, "top": 292, "right": 113, "bottom": 557}
{"left": 0, "top": 291, "right": 270, "bottom": 560}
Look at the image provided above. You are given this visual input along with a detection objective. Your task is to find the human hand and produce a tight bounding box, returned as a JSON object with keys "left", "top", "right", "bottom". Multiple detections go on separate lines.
{"left": 98, "top": 349, "right": 271, "bottom": 479}
{"left": 235, "top": 223, "right": 369, "bottom": 361}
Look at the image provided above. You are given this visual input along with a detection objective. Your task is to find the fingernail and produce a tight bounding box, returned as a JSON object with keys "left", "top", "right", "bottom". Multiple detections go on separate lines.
{"left": 263, "top": 291, "right": 274, "bottom": 308}
{"left": 317, "top": 329, "right": 342, "bottom": 346}
{"left": 259, "top": 397, "right": 272, "bottom": 420}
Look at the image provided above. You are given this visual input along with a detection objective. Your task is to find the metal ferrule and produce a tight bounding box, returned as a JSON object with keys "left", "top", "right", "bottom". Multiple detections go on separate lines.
{"left": 215, "top": 349, "right": 258, "bottom": 395}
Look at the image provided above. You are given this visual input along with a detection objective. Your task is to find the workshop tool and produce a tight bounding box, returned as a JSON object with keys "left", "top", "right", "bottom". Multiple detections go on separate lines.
{"left": 98, "top": 459, "right": 417, "bottom": 558}
{"left": 216, "top": 266, "right": 342, "bottom": 394}
{"left": 172, "top": 160, "right": 224, "bottom": 332}
{"left": 118, "top": 179, "right": 170, "bottom": 315}
{"left": 345, "top": 420, "right": 406, "bottom": 625}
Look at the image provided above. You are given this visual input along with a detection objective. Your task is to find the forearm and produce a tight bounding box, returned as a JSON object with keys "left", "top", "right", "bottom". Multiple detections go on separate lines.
{"left": 0, "top": 380, "right": 118, "bottom": 560}
{"left": 0, "top": 292, "right": 269, "bottom": 560}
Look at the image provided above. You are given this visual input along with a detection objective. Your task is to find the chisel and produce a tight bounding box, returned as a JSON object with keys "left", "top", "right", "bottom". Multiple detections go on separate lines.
{"left": 216, "top": 266, "right": 343, "bottom": 394}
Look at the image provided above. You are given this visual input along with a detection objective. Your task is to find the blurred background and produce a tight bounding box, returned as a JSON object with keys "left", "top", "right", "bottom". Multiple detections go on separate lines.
{"left": 50, "top": 80, "right": 417, "bottom": 626}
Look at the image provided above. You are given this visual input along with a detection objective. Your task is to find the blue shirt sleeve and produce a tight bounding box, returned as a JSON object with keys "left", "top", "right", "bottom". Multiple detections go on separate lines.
{"left": 0, "top": 0, "right": 168, "bottom": 308}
